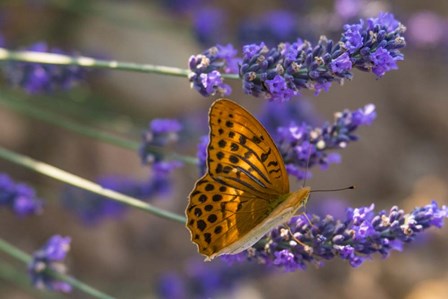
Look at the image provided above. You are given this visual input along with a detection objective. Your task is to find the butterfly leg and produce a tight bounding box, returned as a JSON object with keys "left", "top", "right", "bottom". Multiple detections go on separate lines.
{"left": 300, "top": 207, "right": 321, "bottom": 231}
{"left": 302, "top": 212, "right": 313, "bottom": 227}
{"left": 283, "top": 210, "right": 319, "bottom": 250}
{"left": 284, "top": 225, "right": 309, "bottom": 248}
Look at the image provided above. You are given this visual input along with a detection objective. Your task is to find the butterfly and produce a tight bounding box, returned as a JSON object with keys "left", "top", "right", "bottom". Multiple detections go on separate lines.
{"left": 186, "top": 99, "right": 311, "bottom": 261}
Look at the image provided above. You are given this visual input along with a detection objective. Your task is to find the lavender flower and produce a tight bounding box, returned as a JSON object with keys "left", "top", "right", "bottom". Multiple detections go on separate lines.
{"left": 277, "top": 104, "right": 376, "bottom": 180}
{"left": 0, "top": 173, "right": 43, "bottom": 216}
{"left": 140, "top": 118, "right": 184, "bottom": 173}
{"left": 189, "top": 12, "right": 405, "bottom": 101}
{"left": 4, "top": 42, "right": 85, "bottom": 94}
{"left": 344, "top": 13, "right": 406, "bottom": 76}
{"left": 188, "top": 44, "right": 241, "bottom": 97}
{"left": 28, "top": 235, "right": 72, "bottom": 293}
{"left": 62, "top": 174, "right": 171, "bottom": 225}
{"left": 239, "top": 12, "right": 405, "bottom": 101}
{"left": 223, "top": 201, "right": 448, "bottom": 271}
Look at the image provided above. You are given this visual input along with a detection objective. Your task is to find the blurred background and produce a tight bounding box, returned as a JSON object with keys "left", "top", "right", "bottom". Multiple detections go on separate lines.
{"left": 0, "top": 0, "right": 448, "bottom": 298}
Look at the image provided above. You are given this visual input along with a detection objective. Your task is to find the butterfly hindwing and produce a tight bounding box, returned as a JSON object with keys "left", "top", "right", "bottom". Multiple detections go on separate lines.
{"left": 187, "top": 174, "right": 271, "bottom": 257}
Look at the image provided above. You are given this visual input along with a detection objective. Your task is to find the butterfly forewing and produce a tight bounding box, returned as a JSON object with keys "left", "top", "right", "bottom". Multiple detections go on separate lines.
{"left": 207, "top": 99, "right": 289, "bottom": 197}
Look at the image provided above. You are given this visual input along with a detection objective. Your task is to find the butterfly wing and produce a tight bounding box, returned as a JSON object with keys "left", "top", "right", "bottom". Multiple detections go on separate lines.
{"left": 186, "top": 99, "right": 290, "bottom": 259}
{"left": 207, "top": 99, "right": 289, "bottom": 197}
{"left": 187, "top": 174, "right": 272, "bottom": 259}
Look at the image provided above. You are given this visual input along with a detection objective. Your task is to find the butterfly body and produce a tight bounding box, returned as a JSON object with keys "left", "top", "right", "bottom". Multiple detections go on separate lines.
{"left": 186, "top": 99, "right": 311, "bottom": 261}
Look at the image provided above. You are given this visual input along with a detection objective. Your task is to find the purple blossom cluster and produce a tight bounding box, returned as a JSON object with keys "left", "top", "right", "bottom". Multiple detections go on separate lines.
{"left": 241, "top": 12, "right": 405, "bottom": 101}
{"left": 28, "top": 235, "right": 72, "bottom": 293}
{"left": 277, "top": 104, "right": 376, "bottom": 180}
{"left": 4, "top": 42, "right": 85, "bottom": 94}
{"left": 223, "top": 201, "right": 448, "bottom": 272}
{"left": 189, "top": 12, "right": 406, "bottom": 101}
{"left": 0, "top": 173, "right": 43, "bottom": 216}
{"left": 140, "top": 118, "right": 184, "bottom": 173}
{"left": 343, "top": 13, "right": 405, "bottom": 76}
{"left": 188, "top": 44, "right": 241, "bottom": 97}
{"left": 62, "top": 174, "right": 171, "bottom": 225}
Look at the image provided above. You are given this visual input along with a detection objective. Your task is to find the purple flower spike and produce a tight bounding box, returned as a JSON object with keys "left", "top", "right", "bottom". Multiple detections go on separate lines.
{"left": 188, "top": 44, "right": 241, "bottom": 97}
{"left": 223, "top": 201, "right": 448, "bottom": 271}
{"left": 0, "top": 173, "right": 43, "bottom": 216}
{"left": 265, "top": 75, "right": 298, "bottom": 102}
{"left": 330, "top": 52, "right": 352, "bottom": 74}
{"left": 140, "top": 118, "right": 184, "bottom": 173}
{"left": 342, "top": 12, "right": 406, "bottom": 78}
{"left": 277, "top": 104, "right": 376, "bottom": 180}
{"left": 370, "top": 47, "right": 400, "bottom": 77}
{"left": 239, "top": 13, "right": 405, "bottom": 101}
{"left": 4, "top": 42, "right": 86, "bottom": 94}
{"left": 28, "top": 235, "right": 72, "bottom": 293}
{"left": 342, "top": 22, "right": 364, "bottom": 53}
{"left": 189, "top": 12, "right": 405, "bottom": 101}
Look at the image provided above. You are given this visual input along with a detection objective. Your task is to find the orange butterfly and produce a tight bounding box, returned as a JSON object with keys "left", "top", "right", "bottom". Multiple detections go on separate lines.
{"left": 186, "top": 99, "right": 310, "bottom": 261}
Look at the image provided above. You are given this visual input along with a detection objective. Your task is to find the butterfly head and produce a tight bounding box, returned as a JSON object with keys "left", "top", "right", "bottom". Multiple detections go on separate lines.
{"left": 286, "top": 186, "right": 311, "bottom": 211}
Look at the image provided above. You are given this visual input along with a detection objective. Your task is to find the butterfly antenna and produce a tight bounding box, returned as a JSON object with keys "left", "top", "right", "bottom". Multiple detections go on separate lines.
{"left": 310, "top": 186, "right": 355, "bottom": 193}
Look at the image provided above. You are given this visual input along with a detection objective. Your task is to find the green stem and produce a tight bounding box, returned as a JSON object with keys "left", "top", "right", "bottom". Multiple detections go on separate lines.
{"left": 0, "top": 146, "right": 186, "bottom": 224}
{"left": 0, "top": 238, "right": 30, "bottom": 263}
{"left": 0, "top": 92, "right": 198, "bottom": 165}
{"left": 49, "top": 272, "right": 116, "bottom": 299}
{"left": 0, "top": 47, "right": 188, "bottom": 77}
{"left": 0, "top": 238, "right": 115, "bottom": 299}
{"left": 0, "top": 48, "right": 240, "bottom": 79}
